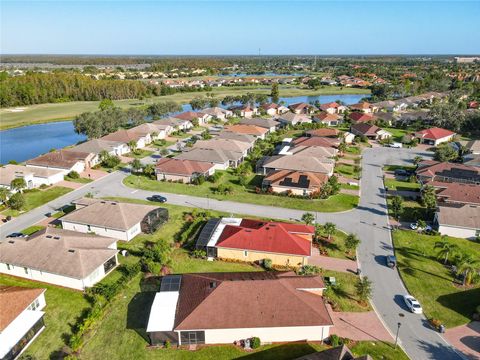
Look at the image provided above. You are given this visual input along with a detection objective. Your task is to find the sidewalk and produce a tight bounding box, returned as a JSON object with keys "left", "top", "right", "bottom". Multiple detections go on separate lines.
{"left": 309, "top": 248, "right": 358, "bottom": 273}
{"left": 444, "top": 322, "right": 480, "bottom": 360}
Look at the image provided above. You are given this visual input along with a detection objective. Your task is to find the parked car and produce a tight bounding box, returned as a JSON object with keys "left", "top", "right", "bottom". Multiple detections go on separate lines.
{"left": 386, "top": 255, "right": 397, "bottom": 268}
{"left": 409, "top": 222, "right": 418, "bottom": 230}
{"left": 390, "top": 142, "right": 403, "bottom": 148}
{"left": 6, "top": 232, "right": 27, "bottom": 238}
{"left": 147, "top": 195, "right": 167, "bottom": 203}
{"left": 403, "top": 294, "right": 423, "bottom": 314}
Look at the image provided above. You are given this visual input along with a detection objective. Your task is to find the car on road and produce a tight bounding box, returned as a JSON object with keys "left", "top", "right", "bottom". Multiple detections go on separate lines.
{"left": 403, "top": 294, "right": 423, "bottom": 314}
{"left": 386, "top": 255, "right": 397, "bottom": 268}
{"left": 147, "top": 195, "right": 167, "bottom": 203}
{"left": 390, "top": 142, "right": 403, "bottom": 148}
{"left": 6, "top": 232, "right": 27, "bottom": 238}
{"left": 410, "top": 222, "right": 432, "bottom": 232}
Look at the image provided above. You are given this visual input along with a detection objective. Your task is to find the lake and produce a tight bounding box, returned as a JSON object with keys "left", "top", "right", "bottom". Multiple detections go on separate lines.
{"left": 0, "top": 94, "right": 366, "bottom": 163}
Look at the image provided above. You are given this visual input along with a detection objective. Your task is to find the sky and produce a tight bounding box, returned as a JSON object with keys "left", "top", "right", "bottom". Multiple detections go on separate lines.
{"left": 1, "top": 1, "right": 480, "bottom": 55}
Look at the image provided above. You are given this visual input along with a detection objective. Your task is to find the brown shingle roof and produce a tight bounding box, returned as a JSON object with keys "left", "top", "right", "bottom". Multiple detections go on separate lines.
{"left": 264, "top": 170, "right": 328, "bottom": 190}
{"left": 61, "top": 200, "right": 159, "bottom": 231}
{"left": 194, "top": 139, "right": 251, "bottom": 153}
{"left": 293, "top": 137, "right": 340, "bottom": 149}
{"left": 26, "top": 149, "right": 90, "bottom": 169}
{"left": 437, "top": 205, "right": 480, "bottom": 229}
{"left": 174, "top": 272, "right": 332, "bottom": 331}
{"left": 436, "top": 183, "right": 480, "bottom": 205}
{"left": 239, "top": 117, "right": 279, "bottom": 129}
{"left": 156, "top": 158, "right": 214, "bottom": 176}
{"left": 224, "top": 124, "right": 268, "bottom": 136}
{"left": 0, "top": 286, "right": 46, "bottom": 331}
{"left": 101, "top": 129, "right": 143, "bottom": 143}
{"left": 263, "top": 154, "right": 334, "bottom": 175}
{"left": 0, "top": 228, "right": 117, "bottom": 279}
{"left": 351, "top": 123, "right": 380, "bottom": 136}
{"left": 306, "top": 128, "right": 340, "bottom": 138}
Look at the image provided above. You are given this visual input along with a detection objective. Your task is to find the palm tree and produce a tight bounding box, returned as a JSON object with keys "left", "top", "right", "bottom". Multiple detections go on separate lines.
{"left": 10, "top": 178, "right": 27, "bottom": 193}
{"left": 345, "top": 233, "right": 361, "bottom": 255}
{"left": 301, "top": 212, "right": 315, "bottom": 226}
{"left": 127, "top": 140, "right": 138, "bottom": 154}
{"left": 355, "top": 276, "right": 373, "bottom": 303}
{"left": 456, "top": 254, "right": 479, "bottom": 286}
{"left": 323, "top": 222, "right": 336, "bottom": 241}
{"left": 338, "top": 142, "right": 347, "bottom": 155}
{"left": 0, "top": 187, "right": 11, "bottom": 203}
{"left": 434, "top": 239, "right": 458, "bottom": 264}
{"left": 130, "top": 159, "right": 142, "bottom": 173}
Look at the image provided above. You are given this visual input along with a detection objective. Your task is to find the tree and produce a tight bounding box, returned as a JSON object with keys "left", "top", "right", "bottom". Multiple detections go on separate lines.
{"left": 126, "top": 107, "right": 146, "bottom": 126}
{"left": 0, "top": 187, "right": 11, "bottom": 203}
{"left": 323, "top": 222, "right": 336, "bottom": 241}
{"left": 270, "top": 83, "right": 279, "bottom": 103}
{"left": 391, "top": 195, "right": 404, "bottom": 220}
{"left": 7, "top": 192, "right": 25, "bottom": 210}
{"left": 345, "top": 233, "right": 361, "bottom": 254}
{"left": 456, "top": 254, "right": 479, "bottom": 286}
{"left": 417, "top": 219, "right": 427, "bottom": 231}
{"left": 99, "top": 98, "right": 114, "bottom": 111}
{"left": 355, "top": 276, "right": 373, "bottom": 303}
{"left": 143, "top": 164, "right": 155, "bottom": 179}
{"left": 130, "top": 159, "right": 142, "bottom": 173}
{"left": 413, "top": 156, "right": 423, "bottom": 166}
{"left": 338, "top": 142, "right": 347, "bottom": 154}
{"left": 434, "top": 144, "right": 458, "bottom": 162}
{"left": 10, "top": 178, "right": 27, "bottom": 193}
{"left": 301, "top": 212, "right": 315, "bottom": 225}
{"left": 421, "top": 185, "right": 437, "bottom": 211}
{"left": 127, "top": 140, "right": 138, "bottom": 154}
{"left": 434, "top": 239, "right": 458, "bottom": 264}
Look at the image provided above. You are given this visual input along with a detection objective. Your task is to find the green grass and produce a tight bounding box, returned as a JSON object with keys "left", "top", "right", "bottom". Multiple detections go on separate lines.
{"left": 393, "top": 230, "right": 480, "bottom": 328}
{"left": 340, "top": 183, "right": 360, "bottom": 190}
{"left": 316, "top": 230, "right": 353, "bottom": 260}
{"left": 383, "top": 165, "right": 416, "bottom": 172}
{"left": 0, "top": 274, "right": 90, "bottom": 359}
{"left": 335, "top": 163, "right": 360, "bottom": 179}
{"left": 345, "top": 146, "right": 361, "bottom": 155}
{"left": 350, "top": 341, "right": 410, "bottom": 360}
{"left": 20, "top": 225, "right": 46, "bottom": 235}
{"left": 381, "top": 127, "right": 410, "bottom": 142}
{"left": 124, "top": 173, "right": 359, "bottom": 213}
{"left": 0, "top": 86, "right": 369, "bottom": 130}
{"left": 386, "top": 196, "right": 431, "bottom": 222}
{"left": 384, "top": 178, "right": 420, "bottom": 192}
{"left": 324, "top": 270, "right": 372, "bottom": 312}
{"left": 64, "top": 176, "right": 93, "bottom": 184}
{"left": 1, "top": 186, "right": 72, "bottom": 217}
{"left": 125, "top": 149, "right": 154, "bottom": 159}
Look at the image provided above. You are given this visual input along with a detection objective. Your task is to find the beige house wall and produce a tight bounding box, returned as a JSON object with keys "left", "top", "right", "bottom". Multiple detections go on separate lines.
{"left": 156, "top": 173, "right": 192, "bottom": 183}
{"left": 217, "top": 248, "right": 307, "bottom": 267}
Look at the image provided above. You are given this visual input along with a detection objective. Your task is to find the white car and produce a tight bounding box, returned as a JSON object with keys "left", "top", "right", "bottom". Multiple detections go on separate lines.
{"left": 410, "top": 223, "right": 418, "bottom": 230}
{"left": 403, "top": 295, "right": 423, "bottom": 314}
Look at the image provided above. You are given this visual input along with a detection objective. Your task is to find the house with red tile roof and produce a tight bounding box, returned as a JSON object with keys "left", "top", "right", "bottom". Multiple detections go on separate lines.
{"left": 350, "top": 123, "right": 392, "bottom": 140}
{"left": 414, "top": 127, "right": 456, "bottom": 146}
{"left": 195, "top": 217, "right": 315, "bottom": 267}
{"left": 229, "top": 104, "right": 258, "bottom": 118}
{"left": 348, "top": 112, "right": 377, "bottom": 124}
{"left": 313, "top": 112, "right": 343, "bottom": 126}
{"left": 416, "top": 161, "right": 480, "bottom": 185}
{"left": 146, "top": 271, "right": 333, "bottom": 346}
{"left": 319, "top": 102, "right": 347, "bottom": 114}
{"left": 349, "top": 102, "right": 377, "bottom": 113}
{"left": 289, "top": 102, "right": 317, "bottom": 115}
{"left": 155, "top": 158, "right": 215, "bottom": 183}
{"left": 435, "top": 182, "right": 480, "bottom": 206}
{"left": 224, "top": 124, "right": 268, "bottom": 139}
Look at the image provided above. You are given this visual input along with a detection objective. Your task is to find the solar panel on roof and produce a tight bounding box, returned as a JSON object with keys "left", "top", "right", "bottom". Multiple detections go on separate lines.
{"left": 196, "top": 218, "right": 221, "bottom": 248}
{"left": 160, "top": 275, "right": 182, "bottom": 292}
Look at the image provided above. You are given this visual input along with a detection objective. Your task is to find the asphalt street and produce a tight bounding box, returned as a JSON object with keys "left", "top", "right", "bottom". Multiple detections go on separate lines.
{"left": 0, "top": 147, "right": 464, "bottom": 360}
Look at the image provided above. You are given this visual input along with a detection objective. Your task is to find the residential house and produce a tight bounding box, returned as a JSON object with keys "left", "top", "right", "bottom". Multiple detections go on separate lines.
{"left": 155, "top": 158, "right": 215, "bottom": 183}
{"left": 261, "top": 103, "right": 279, "bottom": 116}
{"left": 306, "top": 128, "right": 340, "bottom": 138}
{"left": 416, "top": 161, "right": 480, "bottom": 185}
{"left": 239, "top": 118, "right": 280, "bottom": 133}
{"left": 277, "top": 112, "right": 312, "bottom": 126}
{"left": 289, "top": 102, "right": 316, "bottom": 115}
{"left": 319, "top": 102, "right": 346, "bottom": 114}
{"left": 374, "top": 112, "right": 397, "bottom": 126}
{"left": 175, "top": 148, "right": 231, "bottom": 170}
{"left": 146, "top": 271, "right": 333, "bottom": 346}
{"left": 435, "top": 183, "right": 480, "bottom": 206}
{"left": 0, "top": 164, "right": 64, "bottom": 191}
{"left": 0, "top": 228, "right": 118, "bottom": 290}
{"left": 194, "top": 138, "right": 252, "bottom": 157}
{"left": 463, "top": 154, "right": 480, "bottom": 168}
{"left": 414, "top": 127, "right": 456, "bottom": 146}
{"left": 350, "top": 123, "right": 392, "bottom": 140}
{"left": 229, "top": 105, "right": 257, "bottom": 118}
{"left": 196, "top": 218, "right": 315, "bottom": 266}
{"left": 348, "top": 112, "right": 377, "bottom": 124}
{"left": 259, "top": 153, "right": 335, "bottom": 176}
{"left": 349, "top": 102, "right": 376, "bottom": 113}
{"left": 153, "top": 117, "right": 193, "bottom": 132}
{"left": 217, "top": 131, "right": 256, "bottom": 146}
{"left": 101, "top": 129, "right": 151, "bottom": 149}
{"left": 296, "top": 345, "right": 372, "bottom": 360}
{"left": 224, "top": 124, "right": 268, "bottom": 140}
{"left": 343, "top": 132, "right": 356, "bottom": 144}
{"left": 173, "top": 111, "right": 211, "bottom": 126}
{"left": 201, "top": 107, "right": 233, "bottom": 121}
{"left": 372, "top": 100, "right": 408, "bottom": 112}
{"left": 435, "top": 205, "right": 480, "bottom": 239}
{"left": 313, "top": 112, "right": 343, "bottom": 126}
{"left": 0, "top": 287, "right": 47, "bottom": 360}
{"left": 292, "top": 136, "right": 340, "bottom": 149}
{"left": 61, "top": 199, "right": 167, "bottom": 241}
{"left": 396, "top": 110, "right": 432, "bottom": 125}
{"left": 131, "top": 123, "right": 169, "bottom": 141}
{"left": 26, "top": 149, "right": 94, "bottom": 175}
{"left": 262, "top": 170, "right": 328, "bottom": 196}
{"left": 71, "top": 139, "right": 130, "bottom": 165}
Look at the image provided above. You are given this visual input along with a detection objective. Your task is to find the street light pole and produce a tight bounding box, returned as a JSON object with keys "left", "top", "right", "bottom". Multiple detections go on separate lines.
{"left": 395, "top": 322, "right": 402, "bottom": 349}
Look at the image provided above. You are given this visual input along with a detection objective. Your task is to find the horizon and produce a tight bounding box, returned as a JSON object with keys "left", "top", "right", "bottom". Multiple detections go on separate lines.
{"left": 2, "top": 1, "right": 480, "bottom": 55}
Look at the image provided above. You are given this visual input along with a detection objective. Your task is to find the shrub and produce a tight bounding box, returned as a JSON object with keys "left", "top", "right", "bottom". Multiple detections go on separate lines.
{"left": 250, "top": 337, "right": 261, "bottom": 349}
{"left": 297, "top": 264, "right": 322, "bottom": 275}
{"left": 192, "top": 249, "right": 207, "bottom": 259}
{"left": 165, "top": 340, "right": 171, "bottom": 348}
{"left": 213, "top": 184, "right": 233, "bottom": 195}
{"left": 67, "top": 171, "right": 80, "bottom": 179}
{"left": 207, "top": 171, "right": 223, "bottom": 183}
{"left": 330, "top": 334, "right": 341, "bottom": 347}
{"left": 263, "top": 258, "right": 273, "bottom": 270}
{"left": 7, "top": 192, "right": 25, "bottom": 210}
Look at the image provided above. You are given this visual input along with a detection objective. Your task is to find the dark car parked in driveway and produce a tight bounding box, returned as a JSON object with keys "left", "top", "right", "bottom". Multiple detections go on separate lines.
{"left": 147, "top": 195, "right": 167, "bottom": 203}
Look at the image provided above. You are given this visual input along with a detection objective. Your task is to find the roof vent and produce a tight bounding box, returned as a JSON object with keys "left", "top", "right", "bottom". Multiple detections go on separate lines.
{"left": 209, "top": 281, "right": 217, "bottom": 289}
{"left": 265, "top": 227, "right": 270, "bottom": 230}
{"left": 68, "top": 249, "right": 75, "bottom": 253}
{"left": 8, "top": 240, "right": 15, "bottom": 244}
{"left": 46, "top": 235, "right": 53, "bottom": 238}
{"left": 53, "top": 236, "right": 60, "bottom": 240}
{"left": 100, "top": 201, "right": 106, "bottom": 204}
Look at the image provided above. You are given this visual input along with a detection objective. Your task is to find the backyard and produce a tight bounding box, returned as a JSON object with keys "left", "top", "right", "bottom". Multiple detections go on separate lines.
{"left": 124, "top": 172, "right": 359, "bottom": 212}
{"left": 392, "top": 230, "right": 480, "bottom": 328}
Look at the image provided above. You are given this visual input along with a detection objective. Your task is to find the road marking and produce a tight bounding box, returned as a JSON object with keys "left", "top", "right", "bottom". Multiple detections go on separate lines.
{"left": 131, "top": 190, "right": 138, "bottom": 194}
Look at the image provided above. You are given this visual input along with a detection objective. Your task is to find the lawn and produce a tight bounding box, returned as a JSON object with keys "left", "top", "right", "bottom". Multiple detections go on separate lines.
{"left": 335, "top": 163, "right": 361, "bottom": 179}
{"left": 384, "top": 178, "right": 420, "bottom": 192}
{"left": 324, "top": 270, "right": 372, "bottom": 312}
{"left": 64, "top": 176, "right": 93, "bottom": 184}
{"left": 0, "top": 85, "right": 370, "bottom": 130}
{"left": 1, "top": 186, "right": 72, "bottom": 217}
{"left": 20, "top": 225, "right": 46, "bottom": 235}
{"left": 392, "top": 230, "right": 480, "bottom": 328}
{"left": 386, "top": 196, "right": 432, "bottom": 222}
{"left": 124, "top": 172, "right": 359, "bottom": 213}
{"left": 0, "top": 275, "right": 90, "bottom": 359}
{"left": 316, "top": 230, "right": 354, "bottom": 260}
{"left": 382, "top": 127, "right": 410, "bottom": 142}
{"left": 125, "top": 149, "right": 154, "bottom": 159}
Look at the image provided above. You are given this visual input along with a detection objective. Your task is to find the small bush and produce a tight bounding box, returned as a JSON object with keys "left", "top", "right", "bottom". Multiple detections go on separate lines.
{"left": 330, "top": 334, "right": 341, "bottom": 347}
{"left": 250, "top": 337, "right": 261, "bottom": 349}
{"left": 192, "top": 249, "right": 207, "bottom": 259}
{"left": 263, "top": 258, "right": 273, "bottom": 270}
{"left": 165, "top": 340, "right": 171, "bottom": 348}
{"left": 67, "top": 171, "right": 80, "bottom": 179}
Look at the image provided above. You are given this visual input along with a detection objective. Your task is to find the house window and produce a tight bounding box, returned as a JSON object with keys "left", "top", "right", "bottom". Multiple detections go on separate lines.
{"left": 179, "top": 331, "right": 205, "bottom": 345}
{"left": 244, "top": 250, "right": 248, "bottom": 257}
{"left": 476, "top": 229, "right": 480, "bottom": 237}
{"left": 29, "top": 298, "right": 40, "bottom": 311}
{"left": 87, "top": 225, "right": 91, "bottom": 232}
{"left": 103, "top": 256, "right": 117, "bottom": 274}
{"left": 6, "top": 264, "right": 11, "bottom": 270}
{"left": 24, "top": 267, "right": 28, "bottom": 274}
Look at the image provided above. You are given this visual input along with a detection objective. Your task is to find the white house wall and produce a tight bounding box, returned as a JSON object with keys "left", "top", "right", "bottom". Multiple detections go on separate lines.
{"left": 438, "top": 225, "right": 478, "bottom": 240}
{"left": 202, "top": 325, "right": 330, "bottom": 344}
{"left": 61, "top": 220, "right": 140, "bottom": 242}
{"left": 32, "top": 172, "right": 64, "bottom": 187}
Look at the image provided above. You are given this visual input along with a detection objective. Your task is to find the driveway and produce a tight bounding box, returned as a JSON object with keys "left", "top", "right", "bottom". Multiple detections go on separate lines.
{"left": 0, "top": 147, "right": 464, "bottom": 360}
{"left": 444, "top": 322, "right": 480, "bottom": 360}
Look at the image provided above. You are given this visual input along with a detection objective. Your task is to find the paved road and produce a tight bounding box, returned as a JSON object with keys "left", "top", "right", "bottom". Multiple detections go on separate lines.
{"left": 0, "top": 147, "right": 463, "bottom": 360}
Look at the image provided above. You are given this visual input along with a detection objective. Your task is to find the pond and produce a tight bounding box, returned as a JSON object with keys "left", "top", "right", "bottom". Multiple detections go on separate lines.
{"left": 0, "top": 93, "right": 366, "bottom": 163}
